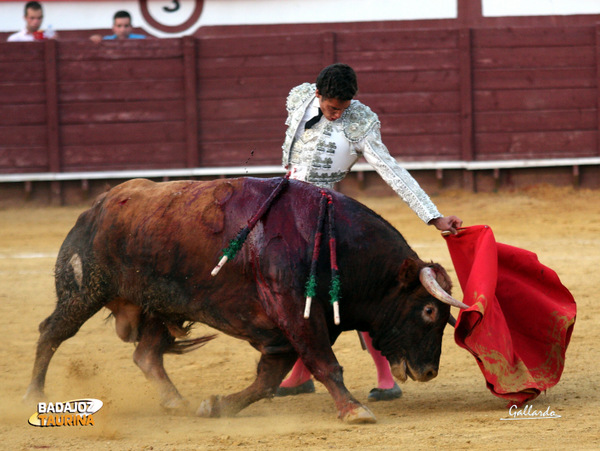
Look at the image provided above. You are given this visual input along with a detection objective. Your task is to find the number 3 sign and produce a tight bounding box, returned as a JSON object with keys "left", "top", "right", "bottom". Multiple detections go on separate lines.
{"left": 139, "top": 0, "right": 204, "bottom": 36}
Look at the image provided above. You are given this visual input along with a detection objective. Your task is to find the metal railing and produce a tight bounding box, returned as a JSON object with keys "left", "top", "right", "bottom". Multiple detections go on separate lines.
{"left": 2, "top": 157, "right": 599, "bottom": 183}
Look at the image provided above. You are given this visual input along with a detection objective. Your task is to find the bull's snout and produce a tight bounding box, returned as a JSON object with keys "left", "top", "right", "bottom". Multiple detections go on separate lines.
{"left": 417, "top": 366, "right": 438, "bottom": 382}
{"left": 391, "top": 360, "right": 439, "bottom": 383}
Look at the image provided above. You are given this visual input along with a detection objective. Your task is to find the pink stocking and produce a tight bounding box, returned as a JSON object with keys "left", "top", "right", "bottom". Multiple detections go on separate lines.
{"left": 361, "top": 331, "right": 395, "bottom": 389}
{"left": 280, "top": 358, "right": 312, "bottom": 388}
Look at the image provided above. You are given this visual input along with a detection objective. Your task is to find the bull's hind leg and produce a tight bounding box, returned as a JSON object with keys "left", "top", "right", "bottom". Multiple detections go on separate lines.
{"left": 23, "top": 270, "right": 107, "bottom": 404}
{"left": 132, "top": 316, "right": 188, "bottom": 412}
{"left": 197, "top": 348, "right": 297, "bottom": 418}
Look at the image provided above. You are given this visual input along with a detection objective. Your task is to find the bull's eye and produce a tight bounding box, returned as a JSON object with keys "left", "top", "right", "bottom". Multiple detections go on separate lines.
{"left": 422, "top": 304, "right": 437, "bottom": 323}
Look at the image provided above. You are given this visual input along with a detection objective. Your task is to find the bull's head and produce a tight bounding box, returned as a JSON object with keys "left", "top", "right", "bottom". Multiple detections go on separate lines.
{"left": 374, "top": 259, "right": 468, "bottom": 384}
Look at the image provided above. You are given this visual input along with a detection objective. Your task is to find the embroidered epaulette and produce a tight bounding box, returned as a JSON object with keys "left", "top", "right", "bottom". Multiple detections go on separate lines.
{"left": 342, "top": 101, "right": 380, "bottom": 142}
{"left": 286, "top": 83, "right": 316, "bottom": 113}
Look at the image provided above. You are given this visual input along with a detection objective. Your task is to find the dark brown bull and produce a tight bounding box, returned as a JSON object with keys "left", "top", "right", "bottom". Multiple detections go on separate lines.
{"left": 24, "top": 177, "right": 466, "bottom": 423}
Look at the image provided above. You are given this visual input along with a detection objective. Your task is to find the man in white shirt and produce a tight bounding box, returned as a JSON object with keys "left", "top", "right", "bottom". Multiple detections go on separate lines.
{"left": 277, "top": 63, "right": 462, "bottom": 401}
{"left": 7, "top": 1, "right": 52, "bottom": 42}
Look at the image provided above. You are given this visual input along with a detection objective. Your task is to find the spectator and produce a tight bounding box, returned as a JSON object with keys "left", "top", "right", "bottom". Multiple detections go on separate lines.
{"left": 7, "top": 1, "right": 55, "bottom": 42}
{"left": 90, "top": 10, "right": 146, "bottom": 43}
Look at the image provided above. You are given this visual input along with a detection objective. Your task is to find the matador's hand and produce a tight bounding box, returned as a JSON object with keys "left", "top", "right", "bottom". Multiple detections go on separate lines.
{"left": 428, "top": 216, "right": 463, "bottom": 235}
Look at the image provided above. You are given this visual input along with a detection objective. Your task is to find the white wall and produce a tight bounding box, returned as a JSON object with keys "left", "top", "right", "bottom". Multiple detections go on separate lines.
{"left": 483, "top": 0, "right": 600, "bottom": 17}
{"left": 1, "top": 0, "right": 457, "bottom": 37}
{"left": 2, "top": 0, "right": 600, "bottom": 38}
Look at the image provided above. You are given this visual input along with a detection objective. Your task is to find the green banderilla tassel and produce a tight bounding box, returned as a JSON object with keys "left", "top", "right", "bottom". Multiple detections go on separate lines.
{"left": 329, "top": 274, "right": 341, "bottom": 305}
{"left": 305, "top": 274, "right": 317, "bottom": 299}
{"left": 223, "top": 227, "right": 251, "bottom": 259}
{"left": 222, "top": 237, "right": 243, "bottom": 259}
{"left": 211, "top": 227, "right": 250, "bottom": 276}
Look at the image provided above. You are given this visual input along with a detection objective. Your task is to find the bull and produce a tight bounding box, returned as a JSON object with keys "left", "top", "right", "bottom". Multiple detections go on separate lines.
{"left": 24, "top": 177, "right": 467, "bottom": 423}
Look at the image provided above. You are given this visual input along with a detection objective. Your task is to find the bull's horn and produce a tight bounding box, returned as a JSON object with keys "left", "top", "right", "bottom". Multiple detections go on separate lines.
{"left": 419, "top": 267, "right": 469, "bottom": 310}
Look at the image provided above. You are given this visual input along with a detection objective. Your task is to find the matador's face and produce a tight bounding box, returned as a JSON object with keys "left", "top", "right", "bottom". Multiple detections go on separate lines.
{"left": 316, "top": 90, "right": 351, "bottom": 122}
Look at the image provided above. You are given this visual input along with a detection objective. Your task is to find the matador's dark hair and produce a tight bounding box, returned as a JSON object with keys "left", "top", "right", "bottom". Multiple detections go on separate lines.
{"left": 315, "top": 63, "right": 358, "bottom": 101}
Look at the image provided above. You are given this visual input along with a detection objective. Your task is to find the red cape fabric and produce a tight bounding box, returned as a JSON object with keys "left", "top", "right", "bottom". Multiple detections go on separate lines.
{"left": 443, "top": 225, "right": 576, "bottom": 405}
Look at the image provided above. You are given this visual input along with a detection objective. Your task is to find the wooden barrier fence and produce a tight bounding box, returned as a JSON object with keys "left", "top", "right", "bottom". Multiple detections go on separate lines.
{"left": 1, "top": 23, "right": 600, "bottom": 200}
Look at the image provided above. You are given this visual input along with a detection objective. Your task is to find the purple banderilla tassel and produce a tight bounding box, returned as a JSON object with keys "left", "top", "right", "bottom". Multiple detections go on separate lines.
{"left": 211, "top": 175, "right": 289, "bottom": 276}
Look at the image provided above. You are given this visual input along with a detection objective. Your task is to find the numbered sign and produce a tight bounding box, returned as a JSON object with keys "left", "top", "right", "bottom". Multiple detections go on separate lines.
{"left": 138, "top": 0, "right": 204, "bottom": 36}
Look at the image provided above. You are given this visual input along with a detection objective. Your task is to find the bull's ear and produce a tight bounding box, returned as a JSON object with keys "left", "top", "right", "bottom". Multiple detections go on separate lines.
{"left": 398, "top": 258, "right": 421, "bottom": 290}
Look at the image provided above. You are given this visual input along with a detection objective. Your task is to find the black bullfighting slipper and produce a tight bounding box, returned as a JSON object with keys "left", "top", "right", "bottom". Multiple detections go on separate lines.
{"left": 367, "top": 383, "right": 402, "bottom": 402}
{"left": 275, "top": 380, "right": 315, "bottom": 397}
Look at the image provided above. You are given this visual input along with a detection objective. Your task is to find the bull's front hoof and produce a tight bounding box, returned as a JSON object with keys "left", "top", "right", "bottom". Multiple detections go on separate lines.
{"left": 196, "top": 395, "right": 221, "bottom": 418}
{"left": 341, "top": 405, "right": 377, "bottom": 424}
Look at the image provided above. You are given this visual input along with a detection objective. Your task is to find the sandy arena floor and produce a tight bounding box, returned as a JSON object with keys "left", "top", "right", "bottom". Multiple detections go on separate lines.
{"left": 0, "top": 183, "right": 598, "bottom": 450}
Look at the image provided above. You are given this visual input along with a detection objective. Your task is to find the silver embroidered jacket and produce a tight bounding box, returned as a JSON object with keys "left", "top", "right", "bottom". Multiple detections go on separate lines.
{"left": 282, "top": 83, "right": 442, "bottom": 224}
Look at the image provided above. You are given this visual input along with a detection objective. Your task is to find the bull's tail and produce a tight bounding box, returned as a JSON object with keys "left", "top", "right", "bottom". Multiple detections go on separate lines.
{"left": 165, "top": 334, "right": 217, "bottom": 354}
